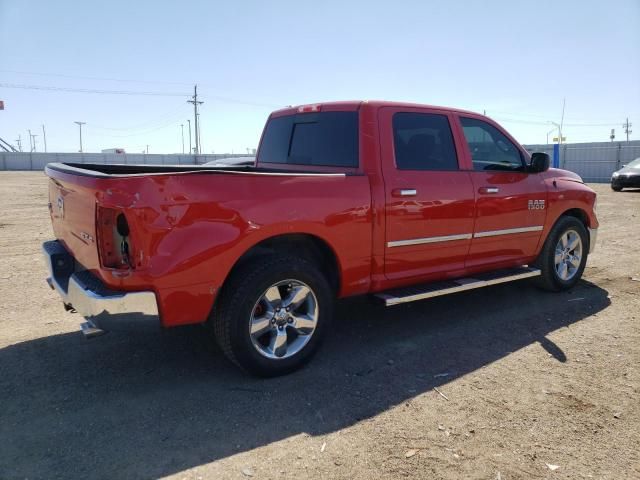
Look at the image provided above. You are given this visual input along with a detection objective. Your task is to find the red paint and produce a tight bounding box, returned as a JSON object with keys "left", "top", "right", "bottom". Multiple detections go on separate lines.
{"left": 45, "top": 101, "right": 598, "bottom": 327}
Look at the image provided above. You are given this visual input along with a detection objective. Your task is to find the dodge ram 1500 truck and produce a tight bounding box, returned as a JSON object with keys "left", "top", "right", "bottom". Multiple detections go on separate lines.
{"left": 43, "top": 101, "right": 598, "bottom": 376}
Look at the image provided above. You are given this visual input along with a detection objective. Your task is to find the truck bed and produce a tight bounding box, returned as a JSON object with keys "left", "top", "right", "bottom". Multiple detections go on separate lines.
{"left": 44, "top": 161, "right": 373, "bottom": 327}
{"left": 45, "top": 162, "right": 347, "bottom": 178}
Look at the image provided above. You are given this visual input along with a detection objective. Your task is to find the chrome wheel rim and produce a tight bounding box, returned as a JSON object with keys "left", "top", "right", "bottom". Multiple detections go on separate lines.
{"left": 554, "top": 229, "right": 583, "bottom": 281}
{"left": 249, "top": 279, "right": 319, "bottom": 360}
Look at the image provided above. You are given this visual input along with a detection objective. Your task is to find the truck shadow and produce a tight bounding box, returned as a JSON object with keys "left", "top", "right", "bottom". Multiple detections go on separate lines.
{"left": 0, "top": 280, "right": 610, "bottom": 479}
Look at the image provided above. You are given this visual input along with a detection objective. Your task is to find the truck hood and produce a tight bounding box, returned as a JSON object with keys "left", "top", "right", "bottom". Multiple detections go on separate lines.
{"left": 546, "top": 168, "right": 584, "bottom": 184}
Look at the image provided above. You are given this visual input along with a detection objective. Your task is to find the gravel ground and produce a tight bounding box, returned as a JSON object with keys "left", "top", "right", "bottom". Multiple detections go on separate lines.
{"left": 0, "top": 171, "right": 638, "bottom": 480}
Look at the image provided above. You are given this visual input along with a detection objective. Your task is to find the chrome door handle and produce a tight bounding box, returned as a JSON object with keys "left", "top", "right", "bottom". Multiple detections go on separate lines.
{"left": 479, "top": 186, "right": 499, "bottom": 194}
{"left": 392, "top": 188, "right": 417, "bottom": 197}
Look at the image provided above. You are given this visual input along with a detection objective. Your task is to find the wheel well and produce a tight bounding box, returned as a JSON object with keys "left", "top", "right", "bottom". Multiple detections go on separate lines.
{"left": 227, "top": 234, "right": 340, "bottom": 293}
{"left": 560, "top": 208, "right": 590, "bottom": 229}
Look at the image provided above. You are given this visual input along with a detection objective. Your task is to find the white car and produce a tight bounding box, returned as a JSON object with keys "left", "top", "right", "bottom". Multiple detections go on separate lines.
{"left": 204, "top": 156, "right": 255, "bottom": 167}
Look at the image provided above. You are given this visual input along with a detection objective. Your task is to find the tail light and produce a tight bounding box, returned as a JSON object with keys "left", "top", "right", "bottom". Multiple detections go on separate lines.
{"left": 96, "top": 206, "right": 134, "bottom": 270}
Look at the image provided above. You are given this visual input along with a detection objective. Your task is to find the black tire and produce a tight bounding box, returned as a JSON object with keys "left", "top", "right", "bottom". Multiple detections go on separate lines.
{"left": 611, "top": 185, "right": 623, "bottom": 192}
{"left": 211, "top": 255, "right": 333, "bottom": 377}
{"left": 533, "top": 216, "right": 589, "bottom": 292}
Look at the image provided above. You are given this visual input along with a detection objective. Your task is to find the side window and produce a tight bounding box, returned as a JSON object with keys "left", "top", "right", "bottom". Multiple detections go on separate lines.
{"left": 392, "top": 113, "right": 459, "bottom": 171}
{"left": 460, "top": 117, "right": 525, "bottom": 172}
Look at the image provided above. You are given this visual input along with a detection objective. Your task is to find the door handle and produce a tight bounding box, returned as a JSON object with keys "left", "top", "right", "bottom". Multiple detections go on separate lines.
{"left": 392, "top": 188, "right": 417, "bottom": 197}
{"left": 479, "top": 186, "right": 500, "bottom": 194}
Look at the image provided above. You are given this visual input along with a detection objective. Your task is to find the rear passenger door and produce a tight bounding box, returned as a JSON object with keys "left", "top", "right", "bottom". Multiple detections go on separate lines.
{"left": 457, "top": 116, "right": 548, "bottom": 267}
{"left": 380, "top": 108, "right": 476, "bottom": 281}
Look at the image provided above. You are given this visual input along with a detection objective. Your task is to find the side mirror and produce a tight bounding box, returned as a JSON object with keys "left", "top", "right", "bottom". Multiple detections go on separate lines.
{"left": 529, "top": 152, "right": 550, "bottom": 173}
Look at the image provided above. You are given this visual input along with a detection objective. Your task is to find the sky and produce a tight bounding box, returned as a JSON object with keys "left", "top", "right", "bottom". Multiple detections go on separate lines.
{"left": 0, "top": 0, "right": 639, "bottom": 154}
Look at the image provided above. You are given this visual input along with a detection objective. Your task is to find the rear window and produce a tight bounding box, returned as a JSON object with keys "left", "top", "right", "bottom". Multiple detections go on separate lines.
{"left": 258, "top": 111, "right": 359, "bottom": 167}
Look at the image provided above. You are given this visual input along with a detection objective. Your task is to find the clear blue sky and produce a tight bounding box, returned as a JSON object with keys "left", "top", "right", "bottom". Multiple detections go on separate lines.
{"left": 1, "top": 0, "right": 639, "bottom": 154}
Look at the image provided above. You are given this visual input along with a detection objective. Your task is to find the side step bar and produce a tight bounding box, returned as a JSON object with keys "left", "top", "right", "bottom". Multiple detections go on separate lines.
{"left": 375, "top": 266, "right": 541, "bottom": 306}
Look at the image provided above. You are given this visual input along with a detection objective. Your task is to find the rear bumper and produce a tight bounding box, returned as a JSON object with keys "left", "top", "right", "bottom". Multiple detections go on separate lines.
{"left": 43, "top": 240, "right": 160, "bottom": 333}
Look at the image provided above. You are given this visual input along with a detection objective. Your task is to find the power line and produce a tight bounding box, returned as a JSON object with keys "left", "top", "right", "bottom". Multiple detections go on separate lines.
{"left": 486, "top": 109, "right": 621, "bottom": 126}
{"left": 0, "top": 69, "right": 194, "bottom": 86}
{"left": 0, "top": 82, "right": 280, "bottom": 107}
{"left": 87, "top": 117, "right": 183, "bottom": 138}
{"left": 88, "top": 106, "right": 186, "bottom": 131}
{"left": 0, "top": 70, "right": 281, "bottom": 107}
{"left": 0, "top": 82, "right": 187, "bottom": 97}
{"left": 494, "top": 116, "right": 620, "bottom": 128}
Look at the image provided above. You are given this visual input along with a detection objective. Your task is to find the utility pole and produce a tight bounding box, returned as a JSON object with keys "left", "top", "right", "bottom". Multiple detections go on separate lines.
{"left": 623, "top": 118, "right": 632, "bottom": 142}
{"left": 74, "top": 121, "right": 86, "bottom": 152}
{"left": 180, "top": 123, "right": 185, "bottom": 154}
{"left": 41, "top": 124, "right": 47, "bottom": 152}
{"left": 546, "top": 127, "right": 556, "bottom": 144}
{"left": 146, "top": 145, "right": 149, "bottom": 154}
{"left": 559, "top": 98, "right": 566, "bottom": 145}
{"left": 187, "top": 85, "right": 203, "bottom": 154}
{"left": 15, "top": 135, "right": 22, "bottom": 152}
{"left": 197, "top": 112, "right": 202, "bottom": 154}
{"left": 187, "top": 119, "right": 192, "bottom": 153}
{"left": 28, "top": 130, "right": 38, "bottom": 152}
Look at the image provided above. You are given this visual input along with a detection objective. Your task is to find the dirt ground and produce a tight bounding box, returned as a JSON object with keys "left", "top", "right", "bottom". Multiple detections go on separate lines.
{"left": 0, "top": 171, "right": 638, "bottom": 480}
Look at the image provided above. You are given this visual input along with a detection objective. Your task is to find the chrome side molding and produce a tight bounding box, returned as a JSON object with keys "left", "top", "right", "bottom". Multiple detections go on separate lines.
{"left": 387, "top": 233, "right": 472, "bottom": 248}
{"left": 387, "top": 226, "right": 545, "bottom": 248}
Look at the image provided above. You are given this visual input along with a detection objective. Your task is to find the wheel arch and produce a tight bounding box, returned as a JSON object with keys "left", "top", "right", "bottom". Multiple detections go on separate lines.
{"left": 221, "top": 233, "right": 342, "bottom": 297}
{"left": 559, "top": 207, "right": 591, "bottom": 229}
{"left": 537, "top": 207, "right": 592, "bottom": 256}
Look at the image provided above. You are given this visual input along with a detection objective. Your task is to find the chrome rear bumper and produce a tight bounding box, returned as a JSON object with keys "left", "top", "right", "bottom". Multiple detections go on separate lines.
{"left": 43, "top": 240, "right": 160, "bottom": 335}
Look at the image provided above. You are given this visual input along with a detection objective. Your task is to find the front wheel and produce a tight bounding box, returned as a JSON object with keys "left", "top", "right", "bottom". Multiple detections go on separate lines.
{"left": 611, "top": 184, "right": 623, "bottom": 192}
{"left": 211, "top": 255, "right": 333, "bottom": 377}
{"left": 534, "top": 216, "right": 589, "bottom": 291}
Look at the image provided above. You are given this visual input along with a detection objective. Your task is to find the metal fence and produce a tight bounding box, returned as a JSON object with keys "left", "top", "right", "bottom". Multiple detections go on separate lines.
{"left": 0, "top": 152, "right": 251, "bottom": 171}
{"left": 524, "top": 141, "right": 640, "bottom": 182}
{"left": 3, "top": 143, "right": 640, "bottom": 182}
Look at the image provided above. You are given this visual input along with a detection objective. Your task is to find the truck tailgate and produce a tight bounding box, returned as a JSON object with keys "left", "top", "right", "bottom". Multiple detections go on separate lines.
{"left": 48, "top": 176, "right": 100, "bottom": 271}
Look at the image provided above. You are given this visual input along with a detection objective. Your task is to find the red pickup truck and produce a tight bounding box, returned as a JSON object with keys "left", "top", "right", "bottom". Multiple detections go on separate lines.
{"left": 43, "top": 101, "right": 598, "bottom": 376}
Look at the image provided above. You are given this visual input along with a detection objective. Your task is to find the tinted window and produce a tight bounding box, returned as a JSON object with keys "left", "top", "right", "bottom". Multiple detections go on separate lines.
{"left": 393, "top": 113, "right": 458, "bottom": 170}
{"left": 258, "top": 111, "right": 358, "bottom": 167}
{"left": 460, "top": 117, "right": 524, "bottom": 172}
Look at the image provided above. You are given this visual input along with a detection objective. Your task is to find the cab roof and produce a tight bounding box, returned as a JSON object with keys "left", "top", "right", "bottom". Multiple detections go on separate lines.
{"left": 270, "top": 100, "right": 482, "bottom": 117}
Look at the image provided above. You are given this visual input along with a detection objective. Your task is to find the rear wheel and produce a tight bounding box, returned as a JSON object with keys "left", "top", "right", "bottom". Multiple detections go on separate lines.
{"left": 211, "top": 255, "right": 333, "bottom": 377}
{"left": 534, "top": 216, "right": 588, "bottom": 291}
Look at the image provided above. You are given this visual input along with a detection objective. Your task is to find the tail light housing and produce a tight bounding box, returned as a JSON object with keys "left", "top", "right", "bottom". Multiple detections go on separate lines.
{"left": 96, "top": 206, "right": 135, "bottom": 270}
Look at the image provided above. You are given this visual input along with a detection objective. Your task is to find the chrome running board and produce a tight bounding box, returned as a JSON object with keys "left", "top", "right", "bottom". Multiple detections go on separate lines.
{"left": 375, "top": 266, "right": 541, "bottom": 306}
